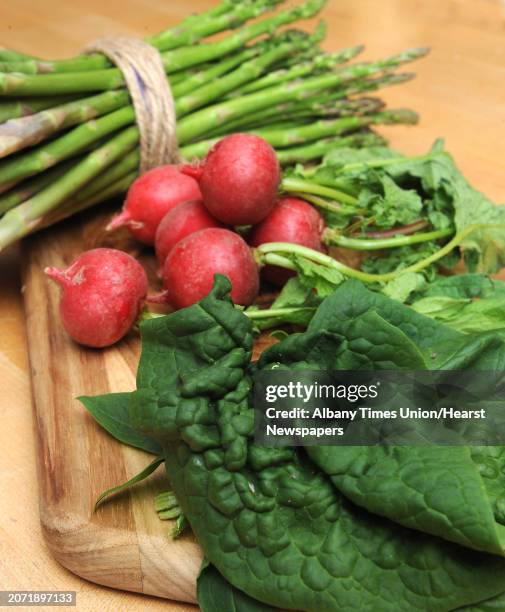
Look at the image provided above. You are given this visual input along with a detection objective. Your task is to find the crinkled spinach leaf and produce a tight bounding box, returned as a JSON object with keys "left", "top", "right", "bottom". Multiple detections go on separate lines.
{"left": 85, "top": 277, "right": 505, "bottom": 611}
{"left": 198, "top": 560, "right": 277, "bottom": 612}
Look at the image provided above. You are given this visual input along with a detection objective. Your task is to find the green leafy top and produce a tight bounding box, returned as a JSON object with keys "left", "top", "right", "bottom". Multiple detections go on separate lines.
{"left": 289, "top": 142, "right": 505, "bottom": 275}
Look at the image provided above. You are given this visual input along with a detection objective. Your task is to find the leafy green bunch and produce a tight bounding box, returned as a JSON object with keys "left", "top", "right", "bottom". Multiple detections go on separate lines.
{"left": 83, "top": 276, "right": 505, "bottom": 611}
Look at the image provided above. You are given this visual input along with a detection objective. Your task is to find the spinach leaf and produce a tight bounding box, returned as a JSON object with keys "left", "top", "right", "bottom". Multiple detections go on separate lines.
{"left": 86, "top": 277, "right": 505, "bottom": 611}
{"left": 260, "top": 280, "right": 505, "bottom": 554}
{"left": 459, "top": 591, "right": 505, "bottom": 611}
{"left": 79, "top": 392, "right": 161, "bottom": 455}
{"left": 197, "top": 561, "right": 277, "bottom": 612}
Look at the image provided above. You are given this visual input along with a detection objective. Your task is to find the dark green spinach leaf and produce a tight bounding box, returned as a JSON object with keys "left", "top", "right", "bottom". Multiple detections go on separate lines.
{"left": 198, "top": 561, "right": 277, "bottom": 612}
{"left": 79, "top": 392, "right": 161, "bottom": 455}
{"left": 85, "top": 277, "right": 505, "bottom": 611}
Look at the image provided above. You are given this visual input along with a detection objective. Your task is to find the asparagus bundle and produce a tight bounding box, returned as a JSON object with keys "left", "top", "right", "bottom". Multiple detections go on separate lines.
{"left": 0, "top": 0, "right": 426, "bottom": 251}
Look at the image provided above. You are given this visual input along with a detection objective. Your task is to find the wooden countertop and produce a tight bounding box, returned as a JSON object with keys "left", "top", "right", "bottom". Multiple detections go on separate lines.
{"left": 1, "top": 0, "right": 504, "bottom": 610}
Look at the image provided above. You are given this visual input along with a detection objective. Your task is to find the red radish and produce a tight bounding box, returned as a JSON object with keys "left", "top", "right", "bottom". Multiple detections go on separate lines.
{"left": 182, "top": 134, "right": 280, "bottom": 226}
{"left": 155, "top": 200, "right": 223, "bottom": 267}
{"left": 150, "top": 228, "right": 259, "bottom": 309}
{"left": 107, "top": 165, "right": 202, "bottom": 245}
{"left": 249, "top": 197, "right": 325, "bottom": 286}
{"left": 45, "top": 248, "right": 148, "bottom": 348}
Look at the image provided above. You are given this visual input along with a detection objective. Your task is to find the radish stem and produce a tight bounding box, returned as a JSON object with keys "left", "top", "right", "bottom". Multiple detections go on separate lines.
{"left": 323, "top": 227, "right": 454, "bottom": 250}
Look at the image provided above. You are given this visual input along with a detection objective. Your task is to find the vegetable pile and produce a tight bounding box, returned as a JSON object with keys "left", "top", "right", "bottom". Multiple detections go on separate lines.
{"left": 0, "top": 0, "right": 426, "bottom": 250}
{"left": 82, "top": 275, "right": 505, "bottom": 611}
{"left": 25, "top": 1, "right": 505, "bottom": 608}
{"left": 45, "top": 132, "right": 505, "bottom": 347}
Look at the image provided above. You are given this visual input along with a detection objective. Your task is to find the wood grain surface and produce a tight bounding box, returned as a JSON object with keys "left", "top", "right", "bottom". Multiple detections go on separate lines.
{"left": 1, "top": 1, "right": 505, "bottom": 611}
{"left": 22, "top": 207, "right": 203, "bottom": 604}
{"left": 21, "top": 205, "right": 276, "bottom": 604}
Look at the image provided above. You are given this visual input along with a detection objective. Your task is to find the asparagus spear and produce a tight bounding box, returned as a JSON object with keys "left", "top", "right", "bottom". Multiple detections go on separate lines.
{"left": 208, "top": 96, "right": 385, "bottom": 136}
{"left": 230, "top": 44, "right": 364, "bottom": 96}
{"left": 0, "top": 126, "right": 138, "bottom": 247}
{"left": 0, "top": 0, "right": 326, "bottom": 94}
{"left": 276, "top": 132, "right": 386, "bottom": 165}
{"left": 203, "top": 72, "right": 413, "bottom": 138}
{"left": 0, "top": 107, "right": 135, "bottom": 187}
{"left": 176, "top": 48, "right": 428, "bottom": 142}
{"left": 247, "top": 109, "right": 417, "bottom": 147}
{"left": 0, "top": 95, "right": 79, "bottom": 122}
{"left": 0, "top": 0, "right": 283, "bottom": 75}
{"left": 0, "top": 158, "right": 79, "bottom": 214}
{"left": 0, "top": 29, "right": 323, "bottom": 180}
{"left": 0, "top": 90, "right": 130, "bottom": 158}
{"left": 176, "top": 29, "right": 323, "bottom": 117}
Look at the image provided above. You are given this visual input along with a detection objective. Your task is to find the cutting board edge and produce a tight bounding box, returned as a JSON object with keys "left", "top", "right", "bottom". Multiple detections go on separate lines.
{"left": 37, "top": 503, "right": 199, "bottom": 603}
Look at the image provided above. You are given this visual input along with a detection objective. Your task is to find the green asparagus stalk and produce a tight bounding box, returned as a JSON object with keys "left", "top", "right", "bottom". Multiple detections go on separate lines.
{"left": 230, "top": 44, "right": 364, "bottom": 97}
{"left": 0, "top": 48, "right": 40, "bottom": 62}
{"left": 247, "top": 109, "right": 417, "bottom": 147}
{"left": 0, "top": 158, "right": 80, "bottom": 215}
{"left": 170, "top": 47, "right": 260, "bottom": 98}
{"left": 204, "top": 72, "right": 413, "bottom": 138}
{"left": 180, "top": 108, "right": 416, "bottom": 160}
{"left": 0, "top": 126, "right": 138, "bottom": 246}
{"left": 0, "top": 90, "right": 130, "bottom": 158}
{"left": 276, "top": 132, "right": 386, "bottom": 165}
{"left": 215, "top": 96, "right": 385, "bottom": 135}
{"left": 0, "top": 0, "right": 326, "bottom": 95}
{"left": 72, "top": 150, "right": 139, "bottom": 202}
{"left": 176, "top": 29, "right": 322, "bottom": 118}
{"left": 0, "top": 107, "right": 135, "bottom": 187}
{"left": 176, "top": 48, "right": 427, "bottom": 142}
{"left": 0, "top": 0, "right": 284, "bottom": 75}
{"left": 40, "top": 171, "right": 137, "bottom": 230}
{"left": 0, "top": 95, "right": 79, "bottom": 122}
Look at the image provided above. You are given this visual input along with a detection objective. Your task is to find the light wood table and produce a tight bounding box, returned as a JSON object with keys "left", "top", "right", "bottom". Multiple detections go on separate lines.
{"left": 0, "top": 0, "right": 504, "bottom": 610}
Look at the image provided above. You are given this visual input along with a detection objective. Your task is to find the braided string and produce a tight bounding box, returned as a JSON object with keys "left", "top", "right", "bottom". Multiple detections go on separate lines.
{"left": 85, "top": 36, "right": 180, "bottom": 171}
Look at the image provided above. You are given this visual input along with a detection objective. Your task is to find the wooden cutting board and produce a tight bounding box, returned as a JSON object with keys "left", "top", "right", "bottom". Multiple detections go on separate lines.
{"left": 21, "top": 203, "right": 275, "bottom": 604}
{"left": 21, "top": 204, "right": 201, "bottom": 604}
